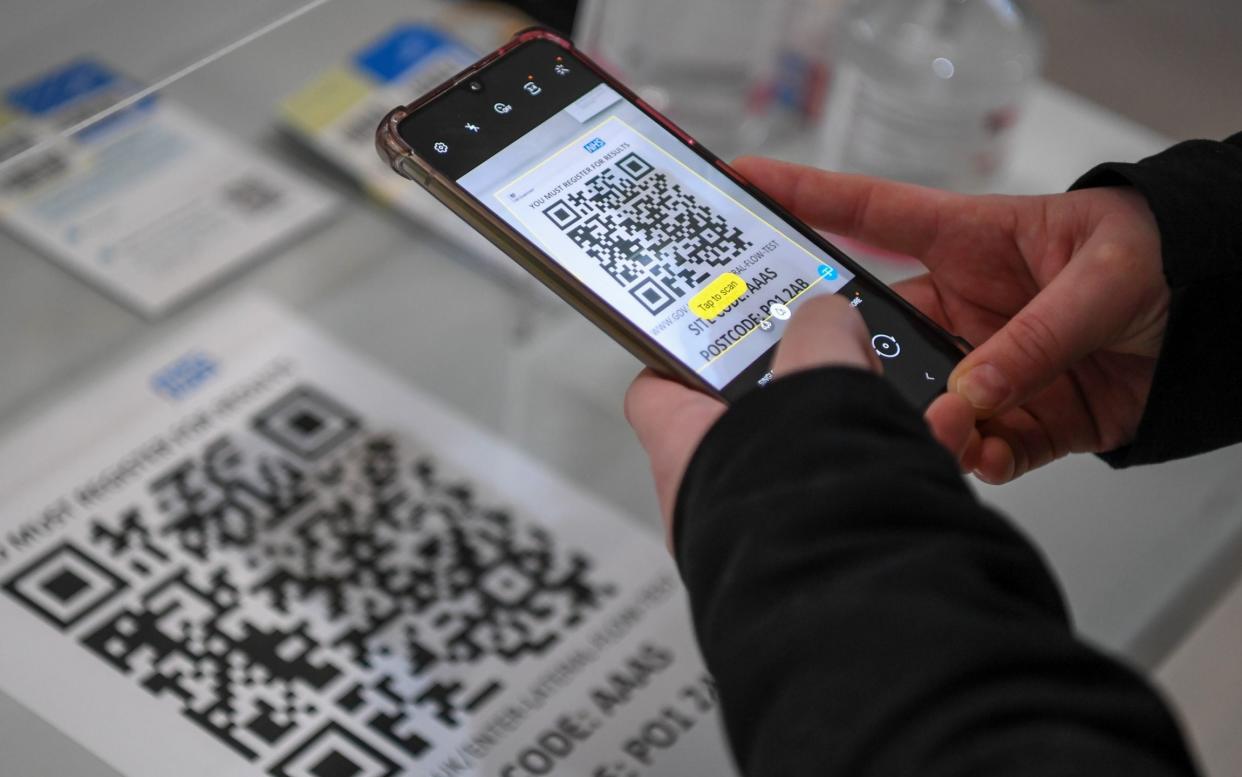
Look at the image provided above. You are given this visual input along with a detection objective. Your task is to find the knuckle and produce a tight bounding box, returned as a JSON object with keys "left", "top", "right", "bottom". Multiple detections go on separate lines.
{"left": 1003, "top": 312, "right": 1064, "bottom": 374}
{"left": 1090, "top": 241, "right": 1140, "bottom": 275}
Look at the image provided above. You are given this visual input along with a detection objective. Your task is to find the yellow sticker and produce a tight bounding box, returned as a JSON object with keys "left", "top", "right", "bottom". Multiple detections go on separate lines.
{"left": 690, "top": 272, "right": 749, "bottom": 320}
{"left": 281, "top": 68, "right": 370, "bottom": 135}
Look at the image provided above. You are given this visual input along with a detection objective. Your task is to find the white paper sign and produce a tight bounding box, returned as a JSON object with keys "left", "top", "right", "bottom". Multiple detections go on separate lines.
{"left": 0, "top": 296, "right": 737, "bottom": 777}
{"left": 0, "top": 60, "right": 338, "bottom": 317}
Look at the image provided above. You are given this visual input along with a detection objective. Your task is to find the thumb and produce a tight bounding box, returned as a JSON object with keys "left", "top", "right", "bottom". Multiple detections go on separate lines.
{"left": 772, "top": 294, "right": 881, "bottom": 377}
{"left": 949, "top": 244, "right": 1126, "bottom": 416}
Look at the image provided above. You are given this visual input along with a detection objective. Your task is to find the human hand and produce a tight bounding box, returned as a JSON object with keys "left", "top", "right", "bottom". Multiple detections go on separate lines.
{"left": 731, "top": 158, "right": 1169, "bottom": 484}
{"left": 625, "top": 295, "right": 977, "bottom": 545}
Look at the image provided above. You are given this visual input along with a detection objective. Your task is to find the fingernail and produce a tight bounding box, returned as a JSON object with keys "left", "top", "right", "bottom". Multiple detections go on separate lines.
{"left": 955, "top": 364, "right": 1011, "bottom": 411}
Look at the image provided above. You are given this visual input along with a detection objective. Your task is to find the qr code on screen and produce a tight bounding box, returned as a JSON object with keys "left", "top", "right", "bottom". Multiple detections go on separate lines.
{"left": 542, "top": 152, "right": 753, "bottom": 315}
{"left": 2, "top": 384, "right": 614, "bottom": 775}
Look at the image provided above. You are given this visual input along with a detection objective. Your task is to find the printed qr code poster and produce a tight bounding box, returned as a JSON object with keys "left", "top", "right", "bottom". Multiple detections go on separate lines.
{"left": 0, "top": 297, "right": 738, "bottom": 777}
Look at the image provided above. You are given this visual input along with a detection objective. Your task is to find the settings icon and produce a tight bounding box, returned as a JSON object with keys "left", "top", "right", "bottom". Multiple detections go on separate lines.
{"left": 433, "top": 141, "right": 449, "bottom": 154}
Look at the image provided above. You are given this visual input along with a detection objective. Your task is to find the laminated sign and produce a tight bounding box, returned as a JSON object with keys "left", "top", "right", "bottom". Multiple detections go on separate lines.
{"left": 0, "top": 297, "right": 737, "bottom": 777}
{"left": 0, "top": 60, "right": 337, "bottom": 316}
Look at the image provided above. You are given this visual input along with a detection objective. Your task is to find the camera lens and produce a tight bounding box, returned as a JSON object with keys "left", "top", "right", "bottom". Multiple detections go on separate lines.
{"left": 468, "top": 80, "right": 484, "bottom": 93}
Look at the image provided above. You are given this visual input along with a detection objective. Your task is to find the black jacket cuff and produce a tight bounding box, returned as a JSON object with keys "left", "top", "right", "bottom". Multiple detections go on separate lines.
{"left": 1072, "top": 134, "right": 1242, "bottom": 466}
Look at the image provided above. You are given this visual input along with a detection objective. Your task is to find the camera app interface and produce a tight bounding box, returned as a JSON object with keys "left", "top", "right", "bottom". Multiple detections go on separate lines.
{"left": 405, "top": 40, "right": 959, "bottom": 399}
{"left": 461, "top": 90, "right": 850, "bottom": 389}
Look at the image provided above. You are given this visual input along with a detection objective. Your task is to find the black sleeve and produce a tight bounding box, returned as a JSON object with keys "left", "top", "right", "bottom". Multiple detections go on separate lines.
{"left": 675, "top": 368, "right": 1199, "bottom": 777}
{"left": 1072, "top": 132, "right": 1242, "bottom": 467}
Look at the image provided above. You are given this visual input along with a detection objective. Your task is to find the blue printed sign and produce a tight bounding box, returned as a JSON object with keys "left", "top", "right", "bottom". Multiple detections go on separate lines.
{"left": 6, "top": 59, "right": 117, "bottom": 116}
{"left": 353, "top": 24, "right": 475, "bottom": 84}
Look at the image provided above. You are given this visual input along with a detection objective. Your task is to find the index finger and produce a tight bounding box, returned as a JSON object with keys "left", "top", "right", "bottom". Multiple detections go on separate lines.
{"left": 731, "top": 156, "right": 959, "bottom": 262}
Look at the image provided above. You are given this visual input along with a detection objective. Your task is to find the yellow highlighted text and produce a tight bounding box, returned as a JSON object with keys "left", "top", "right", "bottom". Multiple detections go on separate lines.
{"left": 690, "top": 273, "right": 748, "bottom": 320}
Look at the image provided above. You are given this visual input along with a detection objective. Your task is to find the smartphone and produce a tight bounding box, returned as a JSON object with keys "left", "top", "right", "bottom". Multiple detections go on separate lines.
{"left": 377, "top": 28, "right": 966, "bottom": 406}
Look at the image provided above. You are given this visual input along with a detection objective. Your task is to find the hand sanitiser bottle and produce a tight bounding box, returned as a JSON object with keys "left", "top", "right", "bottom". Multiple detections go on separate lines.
{"left": 818, "top": 0, "right": 1042, "bottom": 192}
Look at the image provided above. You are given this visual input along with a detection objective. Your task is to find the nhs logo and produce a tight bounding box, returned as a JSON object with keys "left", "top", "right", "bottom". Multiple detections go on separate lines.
{"left": 151, "top": 351, "right": 218, "bottom": 400}
{"left": 583, "top": 137, "right": 606, "bottom": 153}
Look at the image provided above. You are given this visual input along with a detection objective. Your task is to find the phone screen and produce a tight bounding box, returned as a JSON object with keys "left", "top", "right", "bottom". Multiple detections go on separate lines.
{"left": 399, "top": 39, "right": 963, "bottom": 404}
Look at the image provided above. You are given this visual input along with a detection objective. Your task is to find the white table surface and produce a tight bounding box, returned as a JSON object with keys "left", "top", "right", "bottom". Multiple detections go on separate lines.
{"left": 2, "top": 1, "right": 1239, "bottom": 773}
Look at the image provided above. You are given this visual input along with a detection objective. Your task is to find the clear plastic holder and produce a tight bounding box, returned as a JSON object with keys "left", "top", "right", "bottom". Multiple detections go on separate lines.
{"left": 0, "top": 0, "right": 343, "bottom": 178}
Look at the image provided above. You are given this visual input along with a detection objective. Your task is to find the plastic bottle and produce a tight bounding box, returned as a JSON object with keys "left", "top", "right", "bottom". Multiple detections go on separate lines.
{"left": 818, "top": 0, "right": 1042, "bottom": 192}
{"left": 773, "top": 0, "right": 849, "bottom": 125}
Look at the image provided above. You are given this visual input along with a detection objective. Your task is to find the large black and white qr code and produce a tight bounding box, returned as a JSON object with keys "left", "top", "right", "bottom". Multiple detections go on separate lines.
{"left": 541, "top": 152, "right": 754, "bottom": 315}
{"left": 2, "top": 384, "right": 615, "bottom": 775}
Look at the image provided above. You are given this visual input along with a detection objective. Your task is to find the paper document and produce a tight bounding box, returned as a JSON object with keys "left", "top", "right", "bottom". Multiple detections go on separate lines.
{"left": 0, "top": 296, "right": 736, "bottom": 777}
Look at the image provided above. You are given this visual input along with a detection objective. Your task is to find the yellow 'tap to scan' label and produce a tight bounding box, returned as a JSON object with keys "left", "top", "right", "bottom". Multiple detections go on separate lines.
{"left": 690, "top": 272, "right": 749, "bottom": 320}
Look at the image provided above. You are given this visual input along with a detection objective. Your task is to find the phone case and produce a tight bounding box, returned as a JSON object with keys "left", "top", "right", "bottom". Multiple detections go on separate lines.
{"left": 376, "top": 27, "right": 966, "bottom": 402}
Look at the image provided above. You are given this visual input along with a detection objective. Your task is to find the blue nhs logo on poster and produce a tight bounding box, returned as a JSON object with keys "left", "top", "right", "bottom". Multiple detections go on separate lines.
{"left": 583, "top": 137, "right": 606, "bottom": 153}
{"left": 151, "top": 351, "right": 218, "bottom": 400}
